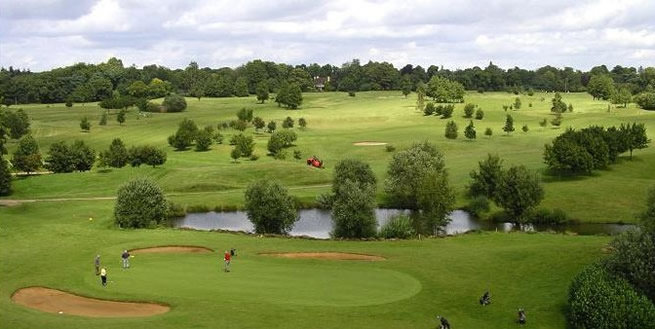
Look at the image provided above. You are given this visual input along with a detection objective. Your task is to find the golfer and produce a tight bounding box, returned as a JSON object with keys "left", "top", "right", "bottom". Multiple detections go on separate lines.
{"left": 100, "top": 268, "right": 108, "bottom": 287}
{"left": 121, "top": 250, "right": 130, "bottom": 269}
{"left": 94, "top": 255, "right": 101, "bottom": 275}
{"left": 224, "top": 250, "right": 231, "bottom": 272}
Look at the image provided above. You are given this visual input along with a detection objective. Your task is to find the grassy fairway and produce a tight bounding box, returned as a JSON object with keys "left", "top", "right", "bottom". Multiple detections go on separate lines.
{"left": 3, "top": 91, "right": 654, "bottom": 223}
{"left": 0, "top": 201, "right": 609, "bottom": 329}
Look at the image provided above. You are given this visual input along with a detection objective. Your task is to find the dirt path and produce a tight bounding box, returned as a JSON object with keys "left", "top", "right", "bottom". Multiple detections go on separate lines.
{"left": 11, "top": 287, "right": 169, "bottom": 318}
{"left": 353, "top": 141, "right": 388, "bottom": 146}
{"left": 0, "top": 184, "right": 332, "bottom": 206}
{"left": 260, "top": 252, "right": 385, "bottom": 261}
{"left": 130, "top": 246, "right": 213, "bottom": 254}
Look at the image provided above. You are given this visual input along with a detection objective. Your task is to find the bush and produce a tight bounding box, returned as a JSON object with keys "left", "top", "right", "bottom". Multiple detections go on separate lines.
{"left": 331, "top": 179, "right": 377, "bottom": 239}
{"left": 463, "top": 103, "right": 476, "bottom": 118}
{"left": 99, "top": 113, "right": 107, "bottom": 126}
{"left": 475, "top": 108, "right": 484, "bottom": 120}
{"left": 348, "top": 91, "right": 356, "bottom": 97}
{"left": 293, "top": 150, "right": 302, "bottom": 160}
{"left": 244, "top": 180, "right": 298, "bottom": 234}
{"left": 267, "top": 130, "right": 297, "bottom": 155}
{"left": 424, "top": 102, "right": 436, "bottom": 116}
{"left": 444, "top": 121, "right": 458, "bottom": 139}
{"left": 282, "top": 116, "right": 294, "bottom": 129}
{"left": 80, "top": 117, "right": 91, "bottom": 131}
{"left": 315, "top": 193, "right": 335, "bottom": 209}
{"left": 605, "top": 229, "right": 655, "bottom": 302}
{"left": 467, "top": 195, "right": 490, "bottom": 217}
{"left": 634, "top": 92, "right": 655, "bottom": 111}
{"left": 114, "top": 178, "right": 168, "bottom": 228}
{"left": 236, "top": 108, "right": 254, "bottom": 122}
{"left": 441, "top": 104, "right": 454, "bottom": 118}
{"left": 385, "top": 144, "right": 396, "bottom": 152}
{"left": 99, "top": 138, "right": 129, "bottom": 168}
{"left": 195, "top": 129, "right": 213, "bottom": 151}
{"left": 568, "top": 263, "right": 655, "bottom": 329}
{"left": 379, "top": 215, "right": 416, "bottom": 239}
{"left": 232, "top": 134, "right": 255, "bottom": 157}
{"left": 168, "top": 118, "right": 198, "bottom": 151}
{"left": 298, "top": 117, "right": 307, "bottom": 128}
{"left": 527, "top": 208, "right": 568, "bottom": 224}
{"left": 162, "top": 94, "right": 187, "bottom": 112}
{"left": 0, "top": 154, "right": 11, "bottom": 196}
{"left": 128, "top": 145, "right": 167, "bottom": 168}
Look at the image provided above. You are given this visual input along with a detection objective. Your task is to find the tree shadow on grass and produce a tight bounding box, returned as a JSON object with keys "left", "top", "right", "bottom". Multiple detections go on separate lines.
{"left": 97, "top": 169, "right": 113, "bottom": 174}
{"left": 539, "top": 168, "right": 599, "bottom": 183}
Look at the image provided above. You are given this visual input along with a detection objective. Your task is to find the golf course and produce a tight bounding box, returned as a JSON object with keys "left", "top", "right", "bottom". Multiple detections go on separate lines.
{"left": 0, "top": 90, "right": 653, "bottom": 328}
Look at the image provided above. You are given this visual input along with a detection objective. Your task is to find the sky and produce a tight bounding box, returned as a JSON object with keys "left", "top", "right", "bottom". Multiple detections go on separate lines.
{"left": 0, "top": 0, "right": 654, "bottom": 72}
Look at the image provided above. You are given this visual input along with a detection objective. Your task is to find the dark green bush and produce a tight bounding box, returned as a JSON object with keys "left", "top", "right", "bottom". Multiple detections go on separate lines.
{"left": 379, "top": 215, "right": 415, "bottom": 239}
{"left": 527, "top": 208, "right": 568, "bottom": 224}
{"left": 162, "top": 94, "right": 187, "bottom": 112}
{"left": 467, "top": 195, "right": 490, "bottom": 217}
{"left": 114, "top": 178, "right": 168, "bottom": 228}
{"left": 244, "top": 180, "right": 298, "bottom": 234}
{"left": 568, "top": 263, "right": 655, "bottom": 329}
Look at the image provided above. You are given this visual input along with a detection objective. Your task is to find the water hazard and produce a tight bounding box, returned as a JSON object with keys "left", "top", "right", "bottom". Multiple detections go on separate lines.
{"left": 173, "top": 209, "right": 635, "bottom": 239}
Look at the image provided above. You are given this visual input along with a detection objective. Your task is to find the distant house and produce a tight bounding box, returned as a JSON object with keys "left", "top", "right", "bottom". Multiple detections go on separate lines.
{"left": 313, "top": 76, "right": 330, "bottom": 91}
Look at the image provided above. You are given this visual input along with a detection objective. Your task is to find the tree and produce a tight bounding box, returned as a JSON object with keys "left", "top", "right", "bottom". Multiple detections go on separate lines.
{"left": 514, "top": 97, "right": 522, "bottom": 110}
{"left": 522, "top": 124, "right": 529, "bottom": 132}
{"left": 45, "top": 141, "right": 74, "bottom": 173}
{"left": 485, "top": 127, "right": 493, "bottom": 138}
{"left": 401, "top": 76, "right": 412, "bottom": 98}
{"left": 0, "top": 154, "right": 10, "bottom": 195}
{"left": 162, "top": 94, "right": 187, "bottom": 112}
{"left": 12, "top": 135, "right": 41, "bottom": 174}
{"left": 147, "top": 78, "right": 172, "bottom": 98}
{"left": 244, "top": 180, "right": 298, "bottom": 234}
{"left": 440, "top": 105, "right": 454, "bottom": 118}
{"left": 80, "top": 117, "right": 91, "bottom": 131}
{"left": 620, "top": 122, "right": 650, "bottom": 159}
{"left": 445, "top": 120, "right": 458, "bottom": 139}
{"left": 236, "top": 108, "right": 253, "bottom": 122}
{"left": 282, "top": 116, "right": 294, "bottom": 129}
{"left": 463, "top": 103, "right": 475, "bottom": 118}
{"left": 568, "top": 103, "right": 574, "bottom": 112}
{"left": 426, "top": 76, "right": 465, "bottom": 103}
{"left": 551, "top": 92, "right": 567, "bottom": 113}
{"left": 4, "top": 109, "right": 30, "bottom": 139}
{"left": 256, "top": 81, "right": 269, "bottom": 103}
{"left": 331, "top": 179, "right": 377, "bottom": 239}
{"left": 384, "top": 141, "right": 446, "bottom": 209}
{"left": 539, "top": 118, "right": 548, "bottom": 128}
{"left": 117, "top": 109, "right": 126, "bottom": 125}
{"left": 551, "top": 112, "right": 563, "bottom": 127}
{"left": 267, "top": 121, "right": 276, "bottom": 133}
{"left": 99, "top": 138, "right": 129, "bottom": 168}
{"left": 128, "top": 145, "right": 167, "bottom": 167}
{"left": 464, "top": 121, "right": 476, "bottom": 140}
{"left": 114, "top": 178, "right": 168, "bottom": 228}
{"left": 417, "top": 171, "right": 455, "bottom": 234}
{"left": 70, "top": 140, "right": 95, "bottom": 171}
{"left": 494, "top": 165, "right": 544, "bottom": 221}
{"left": 234, "top": 77, "right": 249, "bottom": 97}
{"left": 468, "top": 154, "right": 504, "bottom": 198}
{"left": 267, "top": 130, "right": 297, "bottom": 155}
{"left": 252, "top": 117, "right": 266, "bottom": 132}
{"left": 503, "top": 114, "right": 515, "bottom": 135}
{"left": 168, "top": 118, "right": 198, "bottom": 151}
{"left": 298, "top": 117, "right": 307, "bottom": 129}
{"left": 127, "top": 80, "right": 149, "bottom": 98}
{"left": 194, "top": 128, "right": 213, "bottom": 151}
{"left": 611, "top": 87, "right": 632, "bottom": 108}
{"left": 634, "top": 92, "right": 655, "bottom": 110}
{"left": 416, "top": 82, "right": 426, "bottom": 112}
{"left": 475, "top": 108, "right": 484, "bottom": 120}
{"left": 230, "top": 147, "right": 241, "bottom": 162}
{"left": 99, "top": 112, "right": 107, "bottom": 126}
{"left": 233, "top": 133, "right": 255, "bottom": 157}
{"left": 280, "top": 83, "right": 303, "bottom": 109}
{"left": 332, "top": 159, "right": 377, "bottom": 194}
{"left": 189, "top": 82, "right": 206, "bottom": 101}
{"left": 587, "top": 74, "right": 615, "bottom": 100}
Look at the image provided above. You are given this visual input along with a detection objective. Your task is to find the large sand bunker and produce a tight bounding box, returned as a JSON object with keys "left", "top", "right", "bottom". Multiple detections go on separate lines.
{"left": 261, "top": 252, "right": 385, "bottom": 261}
{"left": 11, "top": 287, "right": 169, "bottom": 318}
{"left": 353, "top": 141, "right": 388, "bottom": 146}
{"left": 129, "top": 245, "right": 213, "bottom": 254}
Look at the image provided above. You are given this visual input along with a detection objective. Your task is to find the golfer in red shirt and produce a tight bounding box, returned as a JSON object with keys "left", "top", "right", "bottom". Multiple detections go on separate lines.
{"left": 224, "top": 250, "right": 231, "bottom": 272}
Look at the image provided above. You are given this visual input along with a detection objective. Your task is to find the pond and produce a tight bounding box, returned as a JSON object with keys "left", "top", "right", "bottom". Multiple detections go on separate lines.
{"left": 173, "top": 209, "right": 635, "bottom": 239}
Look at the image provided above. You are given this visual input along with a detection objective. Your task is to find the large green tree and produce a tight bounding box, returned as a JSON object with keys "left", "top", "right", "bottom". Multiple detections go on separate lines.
{"left": 114, "top": 178, "right": 168, "bottom": 228}
{"left": 494, "top": 165, "right": 545, "bottom": 221}
{"left": 244, "top": 180, "right": 298, "bottom": 234}
{"left": 12, "top": 135, "right": 41, "bottom": 173}
{"left": 331, "top": 179, "right": 377, "bottom": 239}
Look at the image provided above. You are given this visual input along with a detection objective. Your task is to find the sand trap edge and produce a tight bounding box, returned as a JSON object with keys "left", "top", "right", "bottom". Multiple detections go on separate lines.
{"left": 259, "top": 252, "right": 386, "bottom": 261}
{"left": 129, "top": 245, "right": 214, "bottom": 254}
{"left": 11, "top": 286, "right": 170, "bottom": 318}
{"left": 353, "top": 141, "right": 388, "bottom": 146}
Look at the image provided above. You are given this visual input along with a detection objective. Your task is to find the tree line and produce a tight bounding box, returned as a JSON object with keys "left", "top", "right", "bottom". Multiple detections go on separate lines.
{"left": 2, "top": 57, "right": 654, "bottom": 106}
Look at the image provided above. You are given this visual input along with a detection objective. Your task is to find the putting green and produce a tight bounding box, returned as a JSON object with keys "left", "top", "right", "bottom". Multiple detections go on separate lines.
{"left": 85, "top": 253, "right": 421, "bottom": 307}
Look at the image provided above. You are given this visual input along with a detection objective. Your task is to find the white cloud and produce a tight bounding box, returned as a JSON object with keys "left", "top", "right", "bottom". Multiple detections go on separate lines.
{"left": 0, "top": 0, "right": 653, "bottom": 71}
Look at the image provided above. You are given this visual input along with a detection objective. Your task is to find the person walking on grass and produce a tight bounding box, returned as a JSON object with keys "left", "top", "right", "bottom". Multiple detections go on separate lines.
{"left": 121, "top": 250, "right": 130, "bottom": 269}
{"left": 224, "top": 250, "right": 231, "bottom": 272}
{"left": 94, "top": 255, "right": 101, "bottom": 275}
{"left": 436, "top": 315, "right": 451, "bottom": 329}
{"left": 100, "top": 268, "right": 108, "bottom": 287}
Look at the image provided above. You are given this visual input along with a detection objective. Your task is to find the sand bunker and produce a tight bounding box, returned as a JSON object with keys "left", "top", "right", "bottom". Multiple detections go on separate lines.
{"left": 130, "top": 246, "right": 213, "bottom": 254}
{"left": 261, "top": 252, "right": 385, "bottom": 261}
{"left": 11, "top": 287, "right": 169, "bottom": 318}
{"left": 353, "top": 142, "right": 388, "bottom": 146}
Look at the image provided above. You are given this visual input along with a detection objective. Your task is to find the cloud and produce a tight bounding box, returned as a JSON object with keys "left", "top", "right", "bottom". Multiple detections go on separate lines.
{"left": 0, "top": 0, "right": 653, "bottom": 71}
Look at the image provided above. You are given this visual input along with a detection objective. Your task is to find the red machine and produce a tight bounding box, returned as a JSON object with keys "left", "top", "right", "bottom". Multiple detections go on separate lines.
{"left": 306, "top": 156, "right": 324, "bottom": 168}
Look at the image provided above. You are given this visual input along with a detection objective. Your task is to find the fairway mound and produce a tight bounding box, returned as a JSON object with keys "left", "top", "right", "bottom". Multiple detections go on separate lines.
{"left": 353, "top": 141, "right": 388, "bottom": 146}
{"left": 11, "top": 287, "right": 169, "bottom": 318}
{"left": 260, "top": 252, "right": 385, "bottom": 261}
{"left": 130, "top": 245, "right": 213, "bottom": 254}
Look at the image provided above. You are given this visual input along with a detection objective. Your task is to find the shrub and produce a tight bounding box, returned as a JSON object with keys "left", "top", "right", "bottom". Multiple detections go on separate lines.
{"left": 634, "top": 92, "right": 655, "bottom": 110}
{"left": 434, "top": 105, "right": 444, "bottom": 116}
{"left": 441, "top": 104, "right": 454, "bottom": 118}
{"left": 244, "top": 180, "right": 298, "bottom": 234}
{"left": 194, "top": 129, "right": 213, "bottom": 151}
{"left": 379, "top": 215, "right": 416, "bottom": 239}
{"left": 424, "top": 102, "right": 436, "bottom": 116}
{"left": 485, "top": 127, "right": 493, "bottom": 137}
{"left": 168, "top": 118, "right": 198, "bottom": 151}
{"left": 267, "top": 130, "right": 297, "bottom": 155}
{"left": 468, "top": 154, "right": 504, "bottom": 198}
{"left": 252, "top": 117, "right": 266, "bottom": 132}
{"left": 236, "top": 108, "right": 254, "bottom": 122}
{"left": 522, "top": 124, "right": 529, "bottom": 132}
{"left": 348, "top": 91, "right": 356, "bottom": 97}
{"left": 128, "top": 145, "right": 167, "bottom": 168}
{"left": 475, "top": 108, "right": 484, "bottom": 120}
{"left": 331, "top": 179, "right": 377, "bottom": 239}
{"left": 527, "top": 208, "right": 568, "bottom": 224}
{"left": 232, "top": 134, "right": 255, "bottom": 157}
{"left": 605, "top": 229, "right": 655, "bottom": 302}
{"left": 99, "top": 138, "right": 129, "bottom": 168}
{"left": 114, "top": 178, "right": 168, "bottom": 228}
{"left": 249, "top": 154, "right": 259, "bottom": 161}
{"left": 445, "top": 121, "right": 458, "bottom": 139}
{"left": 0, "top": 154, "right": 12, "bottom": 196}
{"left": 293, "top": 150, "right": 302, "bottom": 160}
{"left": 385, "top": 144, "right": 396, "bottom": 152}
{"left": 568, "top": 263, "right": 655, "bottom": 329}
{"left": 494, "top": 165, "right": 544, "bottom": 222}
{"left": 282, "top": 116, "right": 294, "bottom": 129}
{"left": 315, "top": 193, "right": 335, "bottom": 209}
{"left": 99, "top": 113, "right": 107, "bottom": 126}
{"left": 463, "top": 103, "right": 476, "bottom": 118}
{"left": 467, "top": 195, "right": 490, "bottom": 217}
{"left": 12, "top": 135, "right": 42, "bottom": 173}
{"left": 80, "top": 117, "right": 91, "bottom": 131}
{"left": 162, "top": 94, "right": 187, "bottom": 112}
{"left": 267, "top": 121, "right": 276, "bottom": 133}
